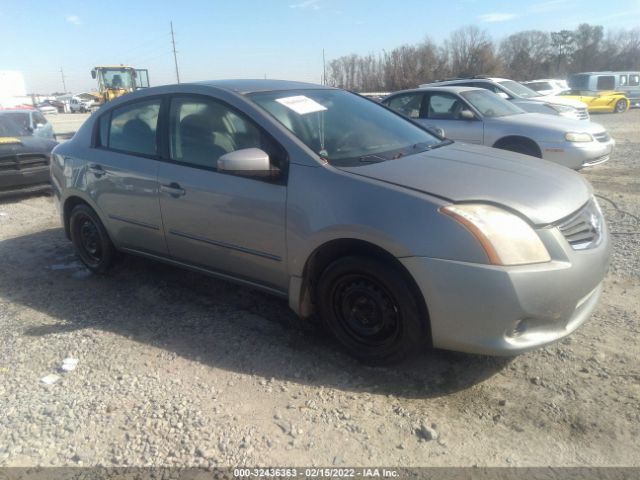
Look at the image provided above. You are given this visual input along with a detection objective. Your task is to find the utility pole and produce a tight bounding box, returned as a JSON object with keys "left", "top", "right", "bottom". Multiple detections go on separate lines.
{"left": 170, "top": 21, "right": 180, "bottom": 84}
{"left": 60, "top": 67, "right": 67, "bottom": 92}
{"left": 322, "top": 49, "right": 326, "bottom": 85}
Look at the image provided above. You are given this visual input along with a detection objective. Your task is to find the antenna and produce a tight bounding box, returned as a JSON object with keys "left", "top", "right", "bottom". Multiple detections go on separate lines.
{"left": 170, "top": 21, "right": 180, "bottom": 83}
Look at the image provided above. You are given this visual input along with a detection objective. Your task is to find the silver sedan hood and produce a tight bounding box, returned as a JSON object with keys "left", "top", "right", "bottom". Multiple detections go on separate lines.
{"left": 338, "top": 142, "right": 592, "bottom": 225}
{"left": 490, "top": 112, "right": 606, "bottom": 134}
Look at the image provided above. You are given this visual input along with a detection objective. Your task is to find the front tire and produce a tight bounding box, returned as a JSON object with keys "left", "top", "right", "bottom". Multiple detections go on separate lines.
{"left": 614, "top": 99, "right": 628, "bottom": 113}
{"left": 69, "top": 204, "right": 115, "bottom": 273}
{"left": 316, "top": 256, "right": 424, "bottom": 364}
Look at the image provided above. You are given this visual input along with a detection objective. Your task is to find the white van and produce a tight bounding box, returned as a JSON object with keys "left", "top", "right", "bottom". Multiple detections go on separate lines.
{"left": 569, "top": 72, "right": 640, "bottom": 106}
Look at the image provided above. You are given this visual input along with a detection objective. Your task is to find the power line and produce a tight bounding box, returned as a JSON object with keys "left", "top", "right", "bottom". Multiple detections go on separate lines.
{"left": 170, "top": 21, "right": 180, "bottom": 84}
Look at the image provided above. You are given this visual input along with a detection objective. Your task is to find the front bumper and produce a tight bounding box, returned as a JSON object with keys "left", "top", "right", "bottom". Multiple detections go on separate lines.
{"left": 400, "top": 224, "right": 610, "bottom": 356}
{"left": 0, "top": 160, "right": 51, "bottom": 197}
{"left": 540, "top": 137, "right": 615, "bottom": 169}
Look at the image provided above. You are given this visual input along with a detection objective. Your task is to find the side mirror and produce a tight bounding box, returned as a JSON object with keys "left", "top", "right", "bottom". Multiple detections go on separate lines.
{"left": 91, "top": 69, "right": 96, "bottom": 79}
{"left": 460, "top": 109, "right": 475, "bottom": 120}
{"left": 217, "top": 148, "right": 274, "bottom": 176}
{"left": 425, "top": 126, "right": 445, "bottom": 137}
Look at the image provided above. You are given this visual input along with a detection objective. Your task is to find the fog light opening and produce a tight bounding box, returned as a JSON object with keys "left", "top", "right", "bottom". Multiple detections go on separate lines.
{"left": 508, "top": 319, "right": 528, "bottom": 338}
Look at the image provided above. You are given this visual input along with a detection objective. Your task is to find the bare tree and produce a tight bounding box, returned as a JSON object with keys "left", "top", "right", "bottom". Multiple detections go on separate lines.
{"left": 551, "top": 30, "right": 575, "bottom": 75}
{"left": 571, "top": 23, "right": 605, "bottom": 72}
{"left": 327, "top": 24, "right": 640, "bottom": 92}
{"left": 500, "top": 31, "right": 552, "bottom": 80}
{"left": 446, "top": 26, "right": 501, "bottom": 77}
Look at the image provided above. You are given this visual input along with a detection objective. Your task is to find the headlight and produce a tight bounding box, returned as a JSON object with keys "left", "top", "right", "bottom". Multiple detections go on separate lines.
{"left": 440, "top": 204, "right": 551, "bottom": 266}
{"left": 565, "top": 132, "right": 593, "bottom": 142}
{"left": 547, "top": 103, "right": 575, "bottom": 114}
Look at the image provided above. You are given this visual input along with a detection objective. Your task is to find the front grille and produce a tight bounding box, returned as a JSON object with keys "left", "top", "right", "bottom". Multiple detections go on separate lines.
{"left": 0, "top": 154, "right": 49, "bottom": 173}
{"left": 577, "top": 108, "right": 590, "bottom": 120}
{"left": 593, "top": 131, "right": 611, "bottom": 143}
{"left": 556, "top": 199, "right": 603, "bottom": 250}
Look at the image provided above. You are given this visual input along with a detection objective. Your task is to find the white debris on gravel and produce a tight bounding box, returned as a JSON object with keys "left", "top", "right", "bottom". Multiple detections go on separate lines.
{"left": 40, "top": 374, "right": 60, "bottom": 385}
{"left": 60, "top": 358, "right": 78, "bottom": 372}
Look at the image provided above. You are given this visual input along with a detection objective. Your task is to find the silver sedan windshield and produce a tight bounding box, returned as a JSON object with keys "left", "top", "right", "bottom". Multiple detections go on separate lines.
{"left": 249, "top": 89, "right": 443, "bottom": 166}
{"left": 461, "top": 90, "right": 525, "bottom": 118}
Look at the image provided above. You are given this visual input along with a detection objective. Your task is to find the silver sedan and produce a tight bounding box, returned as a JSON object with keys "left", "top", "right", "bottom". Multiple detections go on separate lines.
{"left": 51, "top": 80, "right": 610, "bottom": 363}
{"left": 383, "top": 86, "right": 615, "bottom": 169}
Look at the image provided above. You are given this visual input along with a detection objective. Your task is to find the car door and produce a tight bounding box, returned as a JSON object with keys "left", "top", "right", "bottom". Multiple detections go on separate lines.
{"left": 422, "top": 92, "right": 484, "bottom": 144}
{"left": 157, "top": 94, "right": 288, "bottom": 291}
{"left": 87, "top": 97, "right": 167, "bottom": 254}
{"left": 626, "top": 73, "right": 640, "bottom": 103}
{"left": 587, "top": 92, "right": 608, "bottom": 111}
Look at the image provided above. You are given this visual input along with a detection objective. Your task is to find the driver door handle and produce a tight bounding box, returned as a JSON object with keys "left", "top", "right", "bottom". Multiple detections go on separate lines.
{"left": 160, "top": 182, "right": 186, "bottom": 198}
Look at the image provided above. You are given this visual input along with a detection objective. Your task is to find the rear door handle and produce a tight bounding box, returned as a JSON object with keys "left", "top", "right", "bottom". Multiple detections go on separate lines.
{"left": 160, "top": 182, "right": 186, "bottom": 198}
{"left": 88, "top": 164, "right": 105, "bottom": 177}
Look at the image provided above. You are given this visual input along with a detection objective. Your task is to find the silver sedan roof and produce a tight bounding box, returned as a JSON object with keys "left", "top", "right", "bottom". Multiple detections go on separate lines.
{"left": 192, "top": 79, "right": 332, "bottom": 94}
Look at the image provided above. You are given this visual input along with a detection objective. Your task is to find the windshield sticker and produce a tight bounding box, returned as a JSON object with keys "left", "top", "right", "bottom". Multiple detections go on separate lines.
{"left": 276, "top": 95, "right": 327, "bottom": 115}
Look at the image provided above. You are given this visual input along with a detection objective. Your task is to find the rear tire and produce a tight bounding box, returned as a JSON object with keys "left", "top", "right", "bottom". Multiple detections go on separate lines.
{"left": 614, "top": 99, "right": 628, "bottom": 113}
{"left": 316, "top": 256, "right": 424, "bottom": 364}
{"left": 69, "top": 204, "right": 115, "bottom": 274}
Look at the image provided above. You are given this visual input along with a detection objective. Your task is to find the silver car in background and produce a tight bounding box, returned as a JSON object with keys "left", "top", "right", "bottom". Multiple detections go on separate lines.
{"left": 383, "top": 86, "right": 614, "bottom": 169}
{"left": 0, "top": 109, "right": 56, "bottom": 140}
{"left": 421, "top": 77, "right": 590, "bottom": 121}
{"left": 51, "top": 80, "right": 610, "bottom": 363}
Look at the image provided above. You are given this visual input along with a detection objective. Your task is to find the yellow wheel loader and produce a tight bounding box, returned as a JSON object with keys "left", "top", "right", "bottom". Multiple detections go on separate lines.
{"left": 90, "top": 66, "right": 150, "bottom": 107}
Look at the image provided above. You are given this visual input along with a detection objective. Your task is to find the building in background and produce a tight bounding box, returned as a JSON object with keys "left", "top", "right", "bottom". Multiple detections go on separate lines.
{"left": 0, "top": 70, "right": 32, "bottom": 108}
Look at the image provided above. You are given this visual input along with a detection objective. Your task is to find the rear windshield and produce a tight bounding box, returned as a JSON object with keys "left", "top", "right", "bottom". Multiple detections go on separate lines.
{"left": 498, "top": 80, "right": 542, "bottom": 99}
{"left": 249, "top": 89, "right": 446, "bottom": 167}
{"left": 524, "top": 82, "right": 550, "bottom": 92}
{"left": 461, "top": 90, "right": 524, "bottom": 117}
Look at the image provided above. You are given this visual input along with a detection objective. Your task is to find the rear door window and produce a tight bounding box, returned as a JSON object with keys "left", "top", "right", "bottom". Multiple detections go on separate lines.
{"left": 385, "top": 93, "right": 424, "bottom": 118}
{"left": 107, "top": 99, "right": 161, "bottom": 156}
{"left": 628, "top": 74, "right": 639, "bottom": 86}
{"left": 596, "top": 76, "right": 615, "bottom": 90}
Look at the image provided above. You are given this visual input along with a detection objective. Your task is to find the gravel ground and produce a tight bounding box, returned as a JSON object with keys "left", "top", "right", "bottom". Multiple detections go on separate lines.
{"left": 0, "top": 110, "right": 639, "bottom": 468}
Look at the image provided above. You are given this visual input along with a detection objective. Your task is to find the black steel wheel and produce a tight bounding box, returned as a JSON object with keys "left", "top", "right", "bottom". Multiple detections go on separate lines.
{"left": 317, "top": 256, "right": 425, "bottom": 364}
{"left": 614, "top": 99, "right": 628, "bottom": 113}
{"left": 69, "top": 204, "right": 115, "bottom": 273}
